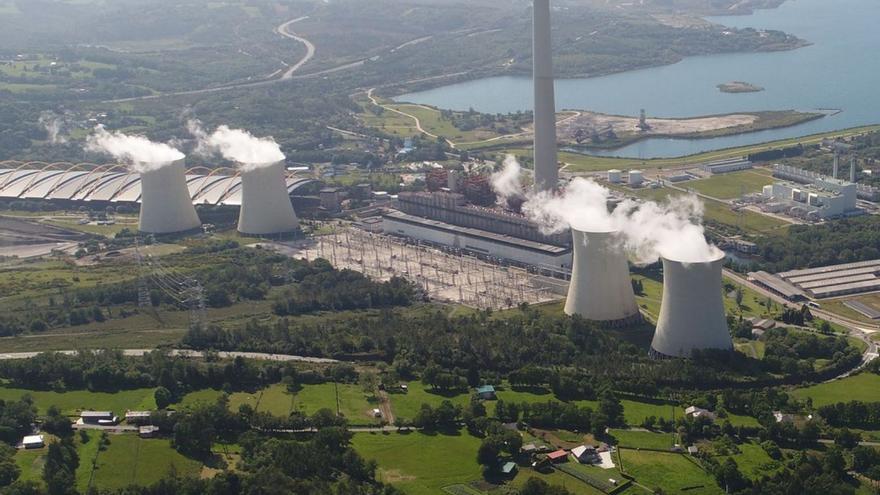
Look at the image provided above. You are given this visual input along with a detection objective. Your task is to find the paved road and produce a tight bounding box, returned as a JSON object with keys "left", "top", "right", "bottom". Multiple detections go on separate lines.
{"left": 276, "top": 16, "right": 315, "bottom": 79}
{"left": 0, "top": 349, "right": 338, "bottom": 364}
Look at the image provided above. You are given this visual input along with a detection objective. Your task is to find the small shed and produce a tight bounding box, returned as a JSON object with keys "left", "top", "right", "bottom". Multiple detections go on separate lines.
{"left": 572, "top": 445, "right": 600, "bottom": 464}
{"left": 547, "top": 450, "right": 568, "bottom": 464}
{"left": 125, "top": 411, "right": 152, "bottom": 424}
{"left": 687, "top": 445, "right": 699, "bottom": 455}
{"left": 476, "top": 385, "right": 497, "bottom": 400}
{"left": 80, "top": 411, "right": 115, "bottom": 424}
{"left": 499, "top": 461, "right": 518, "bottom": 477}
{"left": 22, "top": 435, "right": 44, "bottom": 449}
{"left": 138, "top": 426, "right": 160, "bottom": 439}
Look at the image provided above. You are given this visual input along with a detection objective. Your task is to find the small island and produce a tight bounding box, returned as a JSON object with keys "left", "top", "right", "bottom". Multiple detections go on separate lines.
{"left": 718, "top": 81, "right": 765, "bottom": 93}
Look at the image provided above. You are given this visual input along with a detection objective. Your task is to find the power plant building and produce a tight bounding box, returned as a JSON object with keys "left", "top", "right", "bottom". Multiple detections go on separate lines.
{"left": 138, "top": 160, "right": 202, "bottom": 234}
{"left": 762, "top": 178, "right": 858, "bottom": 220}
{"left": 237, "top": 162, "right": 299, "bottom": 235}
{"left": 564, "top": 229, "right": 640, "bottom": 326}
{"left": 650, "top": 254, "right": 733, "bottom": 359}
{"left": 382, "top": 210, "right": 571, "bottom": 272}
{"left": 773, "top": 163, "right": 880, "bottom": 202}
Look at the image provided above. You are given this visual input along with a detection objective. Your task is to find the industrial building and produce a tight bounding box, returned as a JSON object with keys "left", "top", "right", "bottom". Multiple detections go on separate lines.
{"left": 748, "top": 271, "right": 806, "bottom": 301}
{"left": 396, "top": 191, "right": 569, "bottom": 247}
{"left": 700, "top": 158, "right": 753, "bottom": 175}
{"left": 774, "top": 259, "right": 880, "bottom": 299}
{"left": 0, "top": 162, "right": 319, "bottom": 213}
{"left": 564, "top": 229, "right": 640, "bottom": 326}
{"left": 382, "top": 210, "right": 571, "bottom": 273}
{"left": 532, "top": 0, "right": 559, "bottom": 192}
{"left": 650, "top": 254, "right": 733, "bottom": 358}
{"left": 138, "top": 159, "right": 202, "bottom": 234}
{"left": 237, "top": 162, "right": 300, "bottom": 235}
{"left": 762, "top": 177, "right": 859, "bottom": 220}
{"left": 773, "top": 164, "right": 880, "bottom": 202}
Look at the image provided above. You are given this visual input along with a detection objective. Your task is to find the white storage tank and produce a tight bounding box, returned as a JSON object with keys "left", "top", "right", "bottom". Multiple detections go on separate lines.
{"left": 608, "top": 169, "right": 622, "bottom": 184}
{"left": 565, "top": 229, "right": 641, "bottom": 326}
{"left": 650, "top": 253, "right": 733, "bottom": 359}
{"left": 238, "top": 162, "right": 300, "bottom": 235}
{"left": 629, "top": 170, "right": 644, "bottom": 187}
{"left": 138, "top": 159, "right": 201, "bottom": 234}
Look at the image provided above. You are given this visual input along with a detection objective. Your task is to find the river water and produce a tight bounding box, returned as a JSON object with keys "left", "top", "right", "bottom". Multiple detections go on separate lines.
{"left": 395, "top": 0, "right": 880, "bottom": 159}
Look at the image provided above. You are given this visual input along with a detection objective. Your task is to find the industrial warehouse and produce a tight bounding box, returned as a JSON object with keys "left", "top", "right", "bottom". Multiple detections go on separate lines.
{"left": 750, "top": 259, "right": 880, "bottom": 300}
{"left": 0, "top": 161, "right": 319, "bottom": 234}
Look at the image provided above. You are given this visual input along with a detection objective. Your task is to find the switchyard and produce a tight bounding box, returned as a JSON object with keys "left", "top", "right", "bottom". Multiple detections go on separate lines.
{"left": 273, "top": 227, "right": 566, "bottom": 310}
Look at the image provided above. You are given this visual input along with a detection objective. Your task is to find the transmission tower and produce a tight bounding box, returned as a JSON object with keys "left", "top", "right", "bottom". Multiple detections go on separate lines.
{"left": 183, "top": 279, "right": 207, "bottom": 328}
{"left": 134, "top": 237, "right": 152, "bottom": 308}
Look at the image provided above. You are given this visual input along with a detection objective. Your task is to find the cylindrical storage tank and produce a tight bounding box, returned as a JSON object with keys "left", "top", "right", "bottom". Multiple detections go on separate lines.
{"left": 650, "top": 254, "right": 733, "bottom": 358}
{"left": 564, "top": 229, "right": 640, "bottom": 326}
{"left": 237, "top": 162, "right": 299, "bottom": 235}
{"left": 629, "top": 170, "right": 644, "bottom": 186}
{"left": 608, "top": 169, "right": 622, "bottom": 184}
{"left": 138, "top": 159, "right": 201, "bottom": 234}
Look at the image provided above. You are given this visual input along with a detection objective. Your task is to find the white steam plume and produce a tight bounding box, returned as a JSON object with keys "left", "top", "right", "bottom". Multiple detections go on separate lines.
{"left": 490, "top": 155, "right": 524, "bottom": 205}
{"left": 85, "top": 126, "right": 184, "bottom": 172}
{"left": 39, "top": 112, "right": 67, "bottom": 145}
{"left": 188, "top": 121, "right": 284, "bottom": 171}
{"left": 498, "top": 157, "right": 721, "bottom": 264}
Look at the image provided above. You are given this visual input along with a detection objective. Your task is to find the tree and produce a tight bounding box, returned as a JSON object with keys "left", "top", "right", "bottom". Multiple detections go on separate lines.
{"left": 598, "top": 390, "right": 624, "bottom": 427}
{"left": 834, "top": 428, "right": 862, "bottom": 449}
{"left": 154, "top": 386, "right": 173, "bottom": 410}
{"left": 476, "top": 437, "right": 501, "bottom": 468}
{"left": 359, "top": 371, "right": 379, "bottom": 398}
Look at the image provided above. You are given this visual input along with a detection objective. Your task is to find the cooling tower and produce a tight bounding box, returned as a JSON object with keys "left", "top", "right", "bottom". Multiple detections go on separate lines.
{"left": 138, "top": 159, "right": 201, "bottom": 234}
{"left": 533, "top": 0, "right": 559, "bottom": 193}
{"left": 237, "top": 162, "right": 299, "bottom": 235}
{"left": 650, "top": 254, "right": 733, "bottom": 359}
{"left": 564, "top": 229, "right": 641, "bottom": 326}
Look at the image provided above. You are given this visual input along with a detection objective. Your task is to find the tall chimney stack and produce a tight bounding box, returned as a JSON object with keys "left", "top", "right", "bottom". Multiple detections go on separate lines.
{"left": 850, "top": 156, "right": 857, "bottom": 183}
{"left": 833, "top": 152, "right": 839, "bottom": 179}
{"left": 533, "top": 0, "right": 558, "bottom": 193}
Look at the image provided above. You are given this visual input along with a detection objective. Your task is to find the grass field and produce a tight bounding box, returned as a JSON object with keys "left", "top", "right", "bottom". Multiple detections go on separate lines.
{"left": 619, "top": 449, "right": 721, "bottom": 494}
{"left": 510, "top": 469, "right": 605, "bottom": 495}
{"left": 610, "top": 429, "right": 675, "bottom": 450}
{"left": 790, "top": 372, "right": 880, "bottom": 407}
{"left": 712, "top": 442, "right": 782, "bottom": 481}
{"left": 88, "top": 435, "right": 201, "bottom": 490}
{"left": 388, "top": 382, "right": 471, "bottom": 422}
{"left": 687, "top": 170, "right": 774, "bottom": 199}
{"left": 180, "top": 383, "right": 380, "bottom": 425}
{"left": 0, "top": 386, "right": 156, "bottom": 415}
{"left": 352, "top": 430, "right": 484, "bottom": 495}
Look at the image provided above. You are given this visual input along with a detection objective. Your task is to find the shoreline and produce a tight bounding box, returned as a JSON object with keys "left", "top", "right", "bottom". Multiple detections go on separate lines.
{"left": 458, "top": 110, "right": 826, "bottom": 152}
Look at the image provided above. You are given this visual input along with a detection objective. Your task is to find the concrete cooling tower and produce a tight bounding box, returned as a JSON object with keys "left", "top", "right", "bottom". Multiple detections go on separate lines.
{"left": 650, "top": 254, "right": 733, "bottom": 358}
{"left": 564, "top": 229, "right": 641, "bottom": 326}
{"left": 138, "top": 159, "right": 201, "bottom": 234}
{"left": 237, "top": 162, "right": 299, "bottom": 235}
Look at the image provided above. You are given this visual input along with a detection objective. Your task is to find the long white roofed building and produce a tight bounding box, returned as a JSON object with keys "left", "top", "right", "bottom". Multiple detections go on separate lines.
{"left": 0, "top": 162, "right": 318, "bottom": 207}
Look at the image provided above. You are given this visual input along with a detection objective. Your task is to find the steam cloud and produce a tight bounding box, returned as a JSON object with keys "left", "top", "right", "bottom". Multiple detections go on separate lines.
{"left": 496, "top": 158, "right": 721, "bottom": 264}
{"left": 188, "top": 121, "right": 284, "bottom": 171}
{"left": 39, "top": 112, "right": 67, "bottom": 145}
{"left": 85, "top": 126, "right": 184, "bottom": 172}
{"left": 490, "top": 155, "right": 524, "bottom": 204}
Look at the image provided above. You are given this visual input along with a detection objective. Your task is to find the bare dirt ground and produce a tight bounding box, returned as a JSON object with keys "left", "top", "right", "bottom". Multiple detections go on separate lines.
{"left": 557, "top": 111, "right": 758, "bottom": 140}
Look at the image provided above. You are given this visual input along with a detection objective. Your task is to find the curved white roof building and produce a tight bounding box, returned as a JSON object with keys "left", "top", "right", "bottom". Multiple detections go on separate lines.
{"left": 650, "top": 254, "right": 733, "bottom": 358}
{"left": 0, "top": 163, "right": 318, "bottom": 207}
{"left": 138, "top": 159, "right": 202, "bottom": 234}
{"left": 237, "top": 162, "right": 299, "bottom": 235}
{"left": 564, "top": 229, "right": 640, "bottom": 326}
